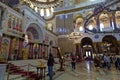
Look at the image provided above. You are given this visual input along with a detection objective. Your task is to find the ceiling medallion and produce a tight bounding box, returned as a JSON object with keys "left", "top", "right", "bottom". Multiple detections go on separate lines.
{"left": 23, "top": 0, "right": 63, "bottom": 19}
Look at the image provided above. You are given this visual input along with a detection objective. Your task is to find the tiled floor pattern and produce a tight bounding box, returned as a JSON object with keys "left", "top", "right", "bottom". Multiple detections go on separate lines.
{"left": 5, "top": 61, "right": 120, "bottom": 80}
{"left": 55, "top": 61, "right": 120, "bottom": 80}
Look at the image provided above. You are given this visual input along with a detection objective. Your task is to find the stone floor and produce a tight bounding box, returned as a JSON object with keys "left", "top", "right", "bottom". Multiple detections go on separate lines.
{"left": 54, "top": 61, "right": 120, "bottom": 80}
{"left": 5, "top": 60, "right": 120, "bottom": 80}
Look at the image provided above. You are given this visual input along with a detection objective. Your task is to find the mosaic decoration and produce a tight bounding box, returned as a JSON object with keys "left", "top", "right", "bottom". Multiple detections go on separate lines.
{"left": 84, "top": 0, "right": 120, "bottom": 33}
{"left": 27, "top": 27, "right": 39, "bottom": 39}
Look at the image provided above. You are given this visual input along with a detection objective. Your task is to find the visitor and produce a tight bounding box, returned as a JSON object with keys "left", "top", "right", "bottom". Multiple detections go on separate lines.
{"left": 104, "top": 54, "right": 111, "bottom": 70}
{"left": 47, "top": 53, "right": 54, "bottom": 80}
{"left": 71, "top": 54, "right": 76, "bottom": 71}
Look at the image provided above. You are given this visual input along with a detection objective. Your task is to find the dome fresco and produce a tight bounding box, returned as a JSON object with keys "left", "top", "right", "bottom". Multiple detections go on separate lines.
{"left": 27, "top": 27, "right": 39, "bottom": 39}
{"left": 83, "top": 10, "right": 120, "bottom": 33}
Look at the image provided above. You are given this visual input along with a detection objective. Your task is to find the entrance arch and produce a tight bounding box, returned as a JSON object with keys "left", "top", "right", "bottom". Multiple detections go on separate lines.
{"left": 26, "top": 23, "right": 44, "bottom": 42}
{"left": 81, "top": 37, "right": 94, "bottom": 60}
{"left": 24, "top": 23, "right": 44, "bottom": 59}
{"left": 102, "top": 35, "right": 119, "bottom": 54}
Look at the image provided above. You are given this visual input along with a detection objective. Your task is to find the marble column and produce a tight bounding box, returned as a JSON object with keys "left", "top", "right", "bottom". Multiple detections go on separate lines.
{"left": 17, "top": 39, "right": 21, "bottom": 59}
{"left": 43, "top": 45, "right": 45, "bottom": 58}
{"left": 17, "top": 39, "right": 23, "bottom": 60}
{"left": 45, "top": 45, "right": 48, "bottom": 58}
{"left": 112, "top": 13, "right": 117, "bottom": 29}
{"left": 8, "top": 37, "right": 14, "bottom": 60}
{"left": 0, "top": 37, "right": 2, "bottom": 53}
{"left": 38, "top": 44, "right": 42, "bottom": 59}
{"left": 42, "top": 44, "right": 45, "bottom": 58}
{"left": 96, "top": 15, "right": 100, "bottom": 32}
{"left": 46, "top": 45, "right": 49, "bottom": 59}
{"left": 31, "top": 43, "right": 34, "bottom": 59}
{"left": 40, "top": 44, "right": 42, "bottom": 58}
{"left": 28, "top": 43, "right": 32, "bottom": 59}
{"left": 41, "top": 44, "right": 43, "bottom": 58}
{"left": 38, "top": 44, "right": 40, "bottom": 59}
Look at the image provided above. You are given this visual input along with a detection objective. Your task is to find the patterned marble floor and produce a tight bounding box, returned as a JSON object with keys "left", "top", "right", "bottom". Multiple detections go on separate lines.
{"left": 5, "top": 60, "right": 120, "bottom": 80}
{"left": 54, "top": 61, "right": 120, "bottom": 80}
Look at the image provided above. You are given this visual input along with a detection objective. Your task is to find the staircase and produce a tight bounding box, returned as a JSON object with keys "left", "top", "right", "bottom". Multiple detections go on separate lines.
{"left": 7, "top": 63, "right": 40, "bottom": 80}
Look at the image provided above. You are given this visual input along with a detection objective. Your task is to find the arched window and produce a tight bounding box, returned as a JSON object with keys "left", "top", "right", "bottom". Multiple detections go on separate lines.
{"left": 99, "top": 13, "right": 111, "bottom": 32}
{"left": 115, "top": 11, "right": 120, "bottom": 28}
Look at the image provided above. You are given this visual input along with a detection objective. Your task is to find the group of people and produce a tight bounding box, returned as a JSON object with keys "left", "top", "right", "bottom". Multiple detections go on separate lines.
{"left": 94, "top": 54, "right": 120, "bottom": 71}
{"left": 47, "top": 52, "right": 120, "bottom": 80}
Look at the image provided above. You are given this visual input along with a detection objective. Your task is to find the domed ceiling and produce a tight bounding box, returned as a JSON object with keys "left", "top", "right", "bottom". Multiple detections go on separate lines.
{"left": 30, "top": 0, "right": 61, "bottom": 3}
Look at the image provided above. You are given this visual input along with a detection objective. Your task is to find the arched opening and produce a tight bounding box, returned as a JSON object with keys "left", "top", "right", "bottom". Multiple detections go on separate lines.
{"left": 102, "top": 35, "right": 119, "bottom": 54}
{"left": 81, "top": 37, "right": 94, "bottom": 60}
{"left": 24, "top": 23, "right": 44, "bottom": 59}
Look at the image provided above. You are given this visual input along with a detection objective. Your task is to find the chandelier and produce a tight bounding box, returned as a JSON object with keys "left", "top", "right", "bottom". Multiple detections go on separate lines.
{"left": 22, "top": 0, "right": 63, "bottom": 19}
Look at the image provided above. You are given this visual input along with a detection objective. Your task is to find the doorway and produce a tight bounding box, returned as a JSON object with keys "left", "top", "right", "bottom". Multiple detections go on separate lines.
{"left": 81, "top": 37, "right": 94, "bottom": 60}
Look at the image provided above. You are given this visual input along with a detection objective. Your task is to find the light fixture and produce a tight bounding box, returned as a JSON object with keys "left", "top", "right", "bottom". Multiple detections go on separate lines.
{"left": 100, "top": 23, "right": 104, "bottom": 31}
{"left": 68, "top": 32, "right": 82, "bottom": 40}
{"left": 79, "top": 26, "right": 84, "bottom": 31}
{"left": 22, "top": 0, "right": 63, "bottom": 19}
{"left": 88, "top": 25, "right": 93, "bottom": 30}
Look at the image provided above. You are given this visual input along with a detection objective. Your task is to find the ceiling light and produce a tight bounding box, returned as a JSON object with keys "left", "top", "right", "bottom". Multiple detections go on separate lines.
{"left": 79, "top": 26, "right": 84, "bottom": 31}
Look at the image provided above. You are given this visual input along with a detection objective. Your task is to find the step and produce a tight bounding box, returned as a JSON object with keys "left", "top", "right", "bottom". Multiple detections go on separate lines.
{"left": 6, "top": 74, "right": 22, "bottom": 80}
{"left": 14, "top": 77, "right": 26, "bottom": 80}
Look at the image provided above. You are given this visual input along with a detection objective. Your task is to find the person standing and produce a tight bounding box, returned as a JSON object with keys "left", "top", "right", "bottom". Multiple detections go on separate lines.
{"left": 104, "top": 54, "right": 111, "bottom": 70}
{"left": 71, "top": 55, "right": 76, "bottom": 71}
{"left": 47, "top": 53, "right": 54, "bottom": 80}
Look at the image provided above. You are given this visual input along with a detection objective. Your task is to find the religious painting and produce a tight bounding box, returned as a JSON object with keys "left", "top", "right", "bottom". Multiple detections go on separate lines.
{"left": 46, "top": 22, "right": 53, "bottom": 31}
{"left": 86, "top": 11, "right": 97, "bottom": 31}
{"left": 99, "top": 12, "right": 111, "bottom": 32}
{"left": 74, "top": 14, "right": 84, "bottom": 32}
{"left": 7, "top": 14, "right": 12, "bottom": 28}
{"left": 115, "top": 11, "right": 120, "bottom": 28}
{"left": 0, "top": 38, "right": 10, "bottom": 62}
{"left": 12, "top": 38, "right": 19, "bottom": 60}
{"left": 12, "top": 16, "right": 16, "bottom": 29}
{"left": 27, "top": 27, "right": 39, "bottom": 39}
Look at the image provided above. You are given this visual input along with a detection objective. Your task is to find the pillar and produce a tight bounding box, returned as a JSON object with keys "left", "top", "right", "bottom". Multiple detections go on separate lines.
{"left": 31, "top": 43, "right": 34, "bottom": 59}
{"left": 17, "top": 39, "right": 23, "bottom": 60}
{"left": 38, "top": 44, "right": 40, "bottom": 59}
{"left": 28, "top": 43, "right": 32, "bottom": 59}
{"left": 96, "top": 15, "right": 100, "bottom": 32}
{"left": 0, "top": 37, "right": 2, "bottom": 53}
{"left": 112, "top": 12, "right": 117, "bottom": 29}
{"left": 40, "top": 44, "right": 42, "bottom": 58}
{"left": 8, "top": 37, "right": 14, "bottom": 60}
{"left": 46, "top": 45, "right": 49, "bottom": 59}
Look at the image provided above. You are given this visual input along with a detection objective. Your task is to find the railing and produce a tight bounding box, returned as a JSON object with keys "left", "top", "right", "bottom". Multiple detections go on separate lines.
{"left": 7, "top": 63, "right": 46, "bottom": 80}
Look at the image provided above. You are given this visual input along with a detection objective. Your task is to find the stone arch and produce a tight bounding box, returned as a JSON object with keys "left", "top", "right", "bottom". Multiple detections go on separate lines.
{"left": 86, "top": 11, "right": 97, "bottom": 31}
{"left": 73, "top": 14, "right": 84, "bottom": 32}
{"left": 80, "top": 37, "right": 94, "bottom": 60}
{"left": 102, "top": 35, "right": 119, "bottom": 54}
{"left": 115, "top": 11, "right": 120, "bottom": 28}
{"left": 102, "top": 35, "right": 117, "bottom": 47}
{"left": 86, "top": 11, "right": 93, "bottom": 18}
{"left": 99, "top": 11, "right": 111, "bottom": 31}
{"left": 25, "top": 22, "right": 44, "bottom": 42}
{"left": 81, "top": 37, "right": 93, "bottom": 47}
{"left": 26, "top": 26, "right": 39, "bottom": 40}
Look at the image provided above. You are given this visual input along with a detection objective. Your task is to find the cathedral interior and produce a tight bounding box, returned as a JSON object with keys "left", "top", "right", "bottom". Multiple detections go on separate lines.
{"left": 0, "top": 0, "right": 120, "bottom": 80}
